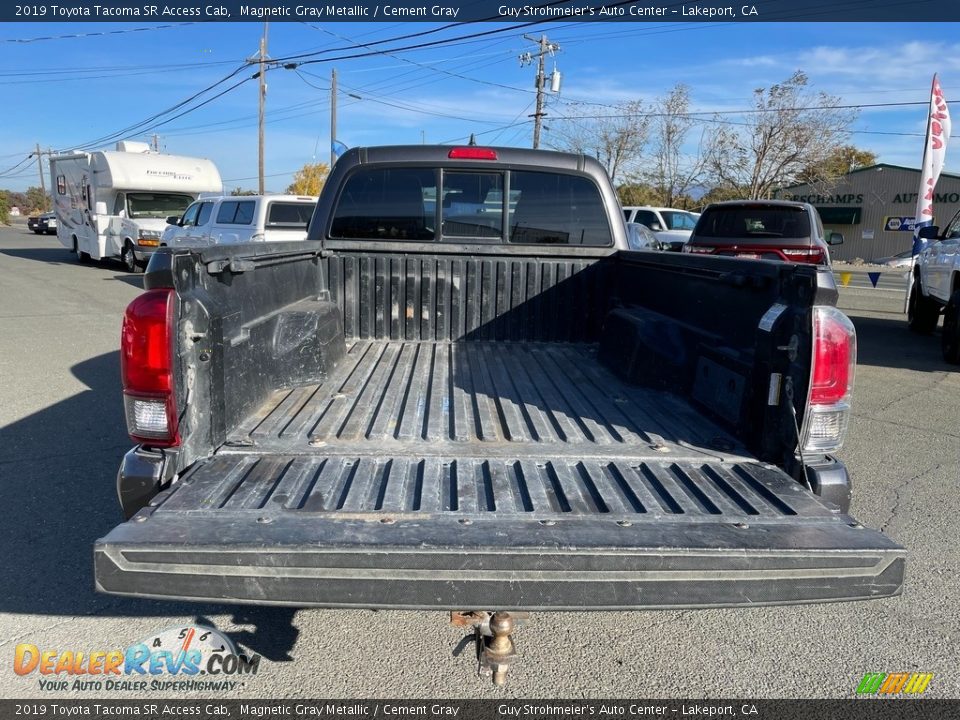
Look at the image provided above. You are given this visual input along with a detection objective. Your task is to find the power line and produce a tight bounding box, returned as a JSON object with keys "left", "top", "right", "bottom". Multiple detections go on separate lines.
{"left": 64, "top": 64, "right": 251, "bottom": 151}
{"left": 1, "top": 23, "right": 197, "bottom": 44}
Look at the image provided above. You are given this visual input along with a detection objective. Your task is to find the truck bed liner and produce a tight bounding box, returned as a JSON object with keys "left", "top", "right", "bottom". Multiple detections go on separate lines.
{"left": 226, "top": 341, "right": 746, "bottom": 461}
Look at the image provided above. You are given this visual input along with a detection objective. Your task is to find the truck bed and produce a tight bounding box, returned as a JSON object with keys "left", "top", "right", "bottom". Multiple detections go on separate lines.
{"left": 226, "top": 340, "right": 747, "bottom": 463}
{"left": 95, "top": 340, "right": 905, "bottom": 610}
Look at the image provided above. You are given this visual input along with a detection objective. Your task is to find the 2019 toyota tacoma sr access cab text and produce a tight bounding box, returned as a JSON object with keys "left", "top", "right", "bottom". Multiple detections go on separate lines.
{"left": 95, "top": 146, "right": 904, "bottom": 679}
{"left": 909, "top": 210, "right": 960, "bottom": 363}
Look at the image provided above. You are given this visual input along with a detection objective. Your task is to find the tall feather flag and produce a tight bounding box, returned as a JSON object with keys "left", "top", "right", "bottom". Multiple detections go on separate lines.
{"left": 912, "top": 74, "right": 951, "bottom": 256}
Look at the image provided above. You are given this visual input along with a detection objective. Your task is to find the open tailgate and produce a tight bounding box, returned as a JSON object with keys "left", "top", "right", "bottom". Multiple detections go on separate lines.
{"left": 95, "top": 454, "right": 904, "bottom": 610}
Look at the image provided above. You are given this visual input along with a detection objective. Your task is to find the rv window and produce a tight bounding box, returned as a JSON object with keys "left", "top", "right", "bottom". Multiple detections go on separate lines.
{"left": 56, "top": 175, "right": 66, "bottom": 195}
{"left": 126, "top": 193, "right": 194, "bottom": 219}
{"left": 216, "top": 200, "right": 256, "bottom": 225}
{"left": 113, "top": 194, "right": 126, "bottom": 216}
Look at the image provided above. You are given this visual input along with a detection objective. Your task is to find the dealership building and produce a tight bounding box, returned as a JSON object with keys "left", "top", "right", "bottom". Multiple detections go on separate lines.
{"left": 777, "top": 164, "right": 960, "bottom": 262}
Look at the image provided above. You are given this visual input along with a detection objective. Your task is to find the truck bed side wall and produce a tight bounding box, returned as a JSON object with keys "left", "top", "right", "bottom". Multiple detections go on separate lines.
{"left": 155, "top": 242, "right": 344, "bottom": 471}
{"left": 161, "top": 242, "right": 814, "bottom": 473}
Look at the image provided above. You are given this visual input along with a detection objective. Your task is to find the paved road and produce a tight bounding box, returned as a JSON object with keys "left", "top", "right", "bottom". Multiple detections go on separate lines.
{"left": 1, "top": 229, "right": 958, "bottom": 699}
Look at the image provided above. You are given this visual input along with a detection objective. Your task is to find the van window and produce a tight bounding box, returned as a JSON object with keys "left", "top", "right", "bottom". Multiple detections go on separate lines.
{"left": 216, "top": 200, "right": 256, "bottom": 225}
{"left": 331, "top": 168, "right": 436, "bottom": 240}
{"left": 508, "top": 171, "right": 611, "bottom": 246}
{"left": 266, "top": 201, "right": 314, "bottom": 228}
{"left": 633, "top": 210, "right": 660, "bottom": 229}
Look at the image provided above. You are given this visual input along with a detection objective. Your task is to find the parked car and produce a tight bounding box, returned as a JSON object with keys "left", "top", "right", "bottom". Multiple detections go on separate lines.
{"left": 96, "top": 145, "right": 902, "bottom": 683}
{"left": 908, "top": 210, "right": 960, "bottom": 362}
{"left": 625, "top": 221, "right": 661, "bottom": 251}
{"left": 683, "top": 200, "right": 842, "bottom": 265}
{"left": 27, "top": 211, "right": 57, "bottom": 235}
{"left": 622, "top": 206, "right": 698, "bottom": 251}
{"left": 870, "top": 249, "right": 914, "bottom": 268}
{"left": 161, "top": 194, "right": 318, "bottom": 249}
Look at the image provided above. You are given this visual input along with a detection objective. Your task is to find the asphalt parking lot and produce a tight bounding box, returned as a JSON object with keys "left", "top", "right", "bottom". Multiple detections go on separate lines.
{"left": 1, "top": 227, "right": 958, "bottom": 699}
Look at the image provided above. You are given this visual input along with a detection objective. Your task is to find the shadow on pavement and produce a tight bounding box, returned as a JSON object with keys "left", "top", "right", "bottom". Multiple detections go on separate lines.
{"left": 0, "top": 247, "right": 145, "bottom": 285}
{"left": 846, "top": 310, "right": 952, "bottom": 373}
{"left": 0, "top": 246, "right": 75, "bottom": 264}
{"left": 0, "top": 351, "right": 299, "bottom": 660}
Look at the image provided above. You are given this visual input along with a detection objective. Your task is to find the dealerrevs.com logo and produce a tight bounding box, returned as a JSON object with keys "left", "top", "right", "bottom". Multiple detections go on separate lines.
{"left": 13, "top": 625, "right": 261, "bottom": 692}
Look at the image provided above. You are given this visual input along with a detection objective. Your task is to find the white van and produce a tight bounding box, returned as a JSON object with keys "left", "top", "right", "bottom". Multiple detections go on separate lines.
{"left": 161, "top": 194, "right": 317, "bottom": 248}
{"left": 49, "top": 141, "right": 222, "bottom": 271}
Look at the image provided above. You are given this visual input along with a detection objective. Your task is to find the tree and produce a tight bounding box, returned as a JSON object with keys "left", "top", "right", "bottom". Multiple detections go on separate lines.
{"left": 0, "top": 191, "right": 9, "bottom": 225}
{"left": 617, "top": 183, "right": 661, "bottom": 207}
{"left": 285, "top": 162, "right": 329, "bottom": 196}
{"left": 796, "top": 145, "right": 877, "bottom": 186}
{"left": 230, "top": 187, "right": 257, "bottom": 196}
{"left": 554, "top": 100, "right": 650, "bottom": 185}
{"left": 25, "top": 186, "right": 50, "bottom": 212}
{"left": 703, "top": 71, "right": 859, "bottom": 200}
{"left": 643, "top": 84, "right": 708, "bottom": 207}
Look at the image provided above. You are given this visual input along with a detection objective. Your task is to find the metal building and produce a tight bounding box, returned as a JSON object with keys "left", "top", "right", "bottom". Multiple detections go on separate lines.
{"left": 777, "top": 164, "right": 960, "bottom": 262}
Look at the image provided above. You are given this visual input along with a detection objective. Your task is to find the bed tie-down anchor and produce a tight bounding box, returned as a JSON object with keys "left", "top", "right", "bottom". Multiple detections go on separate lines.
{"left": 450, "top": 611, "right": 529, "bottom": 685}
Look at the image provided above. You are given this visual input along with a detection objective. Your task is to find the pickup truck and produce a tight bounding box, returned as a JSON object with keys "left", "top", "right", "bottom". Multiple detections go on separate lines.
{"left": 96, "top": 146, "right": 904, "bottom": 679}
{"left": 908, "top": 212, "right": 960, "bottom": 363}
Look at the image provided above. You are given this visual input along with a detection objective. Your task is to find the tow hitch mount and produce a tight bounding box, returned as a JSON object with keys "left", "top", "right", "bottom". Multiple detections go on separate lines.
{"left": 450, "top": 611, "right": 529, "bottom": 686}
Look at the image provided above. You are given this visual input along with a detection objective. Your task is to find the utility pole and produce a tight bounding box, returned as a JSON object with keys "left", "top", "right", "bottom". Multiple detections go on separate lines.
{"left": 330, "top": 68, "right": 337, "bottom": 168}
{"left": 520, "top": 35, "right": 560, "bottom": 149}
{"left": 34, "top": 143, "right": 46, "bottom": 203}
{"left": 258, "top": 22, "right": 269, "bottom": 194}
{"left": 150, "top": 134, "right": 160, "bottom": 152}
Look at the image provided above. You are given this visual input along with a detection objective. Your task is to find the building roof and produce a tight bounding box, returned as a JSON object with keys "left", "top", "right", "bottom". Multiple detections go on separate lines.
{"left": 781, "top": 163, "right": 960, "bottom": 191}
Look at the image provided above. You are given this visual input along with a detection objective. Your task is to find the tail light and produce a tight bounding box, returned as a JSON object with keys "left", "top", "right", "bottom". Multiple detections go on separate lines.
{"left": 121, "top": 288, "right": 179, "bottom": 447}
{"left": 782, "top": 248, "right": 825, "bottom": 263}
{"left": 801, "top": 306, "right": 856, "bottom": 454}
{"left": 683, "top": 245, "right": 715, "bottom": 254}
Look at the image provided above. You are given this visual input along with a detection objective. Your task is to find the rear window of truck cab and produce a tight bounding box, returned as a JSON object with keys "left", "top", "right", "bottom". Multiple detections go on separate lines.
{"left": 329, "top": 166, "right": 612, "bottom": 246}
{"left": 695, "top": 205, "right": 811, "bottom": 240}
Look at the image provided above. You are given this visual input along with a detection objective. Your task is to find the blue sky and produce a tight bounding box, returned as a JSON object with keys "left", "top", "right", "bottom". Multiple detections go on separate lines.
{"left": 0, "top": 20, "right": 956, "bottom": 192}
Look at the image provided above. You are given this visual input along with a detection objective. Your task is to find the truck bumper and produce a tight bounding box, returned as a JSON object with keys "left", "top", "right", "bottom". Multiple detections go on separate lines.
{"left": 96, "top": 456, "right": 904, "bottom": 611}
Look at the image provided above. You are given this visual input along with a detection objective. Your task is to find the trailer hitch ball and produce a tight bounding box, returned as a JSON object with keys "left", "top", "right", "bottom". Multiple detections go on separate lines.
{"left": 486, "top": 612, "right": 516, "bottom": 686}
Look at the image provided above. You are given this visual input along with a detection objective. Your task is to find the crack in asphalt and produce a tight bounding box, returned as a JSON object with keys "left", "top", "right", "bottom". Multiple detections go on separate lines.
{"left": 0, "top": 597, "right": 132, "bottom": 650}
{"left": 850, "top": 413, "right": 960, "bottom": 441}
{"left": 871, "top": 372, "right": 954, "bottom": 415}
{"left": 880, "top": 464, "right": 942, "bottom": 534}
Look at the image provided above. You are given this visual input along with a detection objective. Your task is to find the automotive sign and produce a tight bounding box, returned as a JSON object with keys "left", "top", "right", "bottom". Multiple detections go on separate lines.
{"left": 884, "top": 216, "right": 916, "bottom": 232}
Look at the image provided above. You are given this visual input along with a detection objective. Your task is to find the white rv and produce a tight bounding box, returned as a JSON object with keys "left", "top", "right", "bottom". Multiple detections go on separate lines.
{"left": 49, "top": 141, "right": 222, "bottom": 271}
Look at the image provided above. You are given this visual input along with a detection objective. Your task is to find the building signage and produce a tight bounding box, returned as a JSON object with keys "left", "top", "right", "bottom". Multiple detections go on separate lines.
{"left": 884, "top": 216, "right": 916, "bottom": 232}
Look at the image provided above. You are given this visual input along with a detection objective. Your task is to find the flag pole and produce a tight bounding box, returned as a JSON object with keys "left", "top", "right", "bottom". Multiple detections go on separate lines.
{"left": 904, "top": 74, "right": 937, "bottom": 314}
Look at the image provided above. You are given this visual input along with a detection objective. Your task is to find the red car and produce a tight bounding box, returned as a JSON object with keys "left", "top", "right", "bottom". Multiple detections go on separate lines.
{"left": 683, "top": 200, "right": 843, "bottom": 265}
